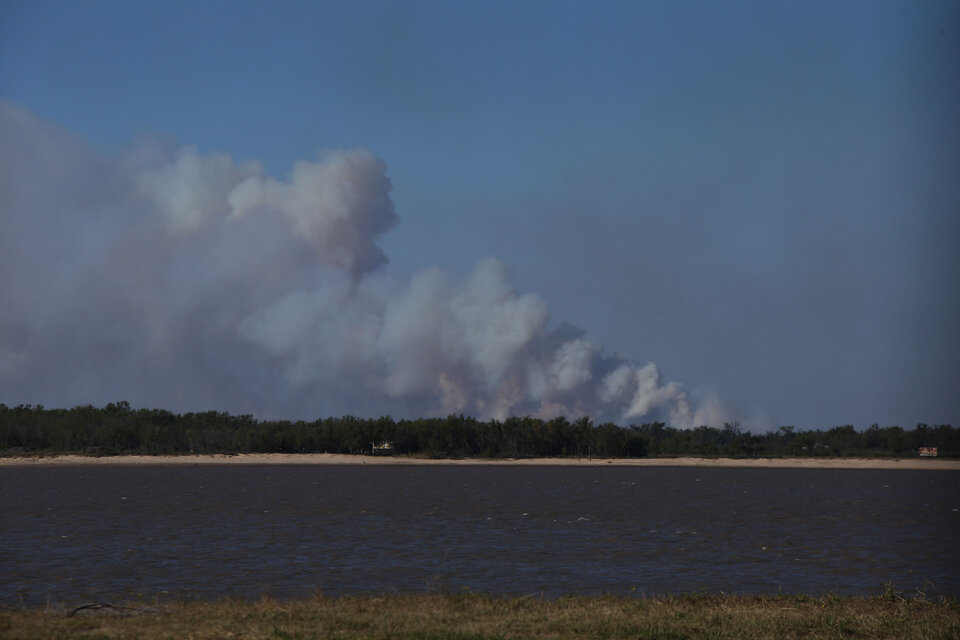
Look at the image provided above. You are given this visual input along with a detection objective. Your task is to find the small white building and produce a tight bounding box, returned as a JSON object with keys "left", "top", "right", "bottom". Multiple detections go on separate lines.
{"left": 372, "top": 442, "right": 393, "bottom": 454}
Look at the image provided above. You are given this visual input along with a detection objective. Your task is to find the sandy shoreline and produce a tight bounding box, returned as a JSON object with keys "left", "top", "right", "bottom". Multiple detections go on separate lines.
{"left": 0, "top": 453, "right": 957, "bottom": 470}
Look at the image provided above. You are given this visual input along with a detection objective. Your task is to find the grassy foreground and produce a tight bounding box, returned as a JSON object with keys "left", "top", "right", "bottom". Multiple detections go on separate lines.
{"left": 2, "top": 593, "right": 959, "bottom": 640}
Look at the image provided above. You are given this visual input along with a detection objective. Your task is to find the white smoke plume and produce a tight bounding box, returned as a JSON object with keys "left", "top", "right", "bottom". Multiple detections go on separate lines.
{"left": 0, "top": 102, "right": 724, "bottom": 426}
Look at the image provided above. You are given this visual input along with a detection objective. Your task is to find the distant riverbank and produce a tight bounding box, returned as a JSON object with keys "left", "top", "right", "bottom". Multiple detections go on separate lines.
{"left": 1, "top": 453, "right": 957, "bottom": 469}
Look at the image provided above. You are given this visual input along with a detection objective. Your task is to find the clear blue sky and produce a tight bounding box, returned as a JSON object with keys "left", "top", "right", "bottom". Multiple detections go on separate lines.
{"left": 2, "top": 0, "right": 958, "bottom": 429}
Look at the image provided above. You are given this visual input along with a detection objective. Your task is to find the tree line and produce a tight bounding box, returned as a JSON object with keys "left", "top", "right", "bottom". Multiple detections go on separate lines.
{"left": 0, "top": 402, "right": 956, "bottom": 459}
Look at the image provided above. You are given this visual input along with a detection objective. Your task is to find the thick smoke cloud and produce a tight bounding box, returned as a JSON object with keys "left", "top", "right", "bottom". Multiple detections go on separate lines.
{"left": 0, "top": 102, "right": 723, "bottom": 426}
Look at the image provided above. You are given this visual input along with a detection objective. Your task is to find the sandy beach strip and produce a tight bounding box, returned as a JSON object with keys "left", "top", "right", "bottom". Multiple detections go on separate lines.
{"left": 0, "top": 453, "right": 957, "bottom": 470}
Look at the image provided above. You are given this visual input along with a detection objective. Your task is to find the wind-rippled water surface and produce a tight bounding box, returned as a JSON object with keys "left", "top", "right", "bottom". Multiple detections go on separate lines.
{"left": 1, "top": 465, "right": 958, "bottom": 606}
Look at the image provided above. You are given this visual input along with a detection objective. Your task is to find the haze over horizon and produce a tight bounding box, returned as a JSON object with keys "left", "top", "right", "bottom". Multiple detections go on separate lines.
{"left": 1, "top": 1, "right": 958, "bottom": 431}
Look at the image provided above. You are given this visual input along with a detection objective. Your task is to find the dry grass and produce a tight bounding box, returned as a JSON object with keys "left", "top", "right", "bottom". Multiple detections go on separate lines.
{"left": 2, "top": 592, "right": 958, "bottom": 639}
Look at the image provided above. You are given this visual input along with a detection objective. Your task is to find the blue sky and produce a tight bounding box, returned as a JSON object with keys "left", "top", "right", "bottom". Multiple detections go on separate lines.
{"left": 1, "top": 0, "right": 958, "bottom": 429}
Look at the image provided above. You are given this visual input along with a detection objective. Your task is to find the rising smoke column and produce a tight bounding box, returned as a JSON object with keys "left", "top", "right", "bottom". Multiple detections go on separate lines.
{"left": 0, "top": 101, "right": 723, "bottom": 426}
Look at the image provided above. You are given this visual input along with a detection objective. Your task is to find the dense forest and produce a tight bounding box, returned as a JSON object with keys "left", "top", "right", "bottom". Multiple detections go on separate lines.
{"left": 1, "top": 402, "right": 956, "bottom": 459}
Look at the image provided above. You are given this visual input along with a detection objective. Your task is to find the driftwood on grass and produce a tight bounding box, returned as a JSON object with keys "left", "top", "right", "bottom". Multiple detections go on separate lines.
{"left": 67, "top": 602, "right": 161, "bottom": 617}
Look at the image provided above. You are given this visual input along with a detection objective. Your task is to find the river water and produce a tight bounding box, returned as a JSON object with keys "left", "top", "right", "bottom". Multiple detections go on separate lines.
{"left": 1, "top": 465, "right": 958, "bottom": 605}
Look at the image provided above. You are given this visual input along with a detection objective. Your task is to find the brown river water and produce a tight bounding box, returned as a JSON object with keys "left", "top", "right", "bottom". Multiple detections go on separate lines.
{"left": 1, "top": 465, "right": 958, "bottom": 605}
